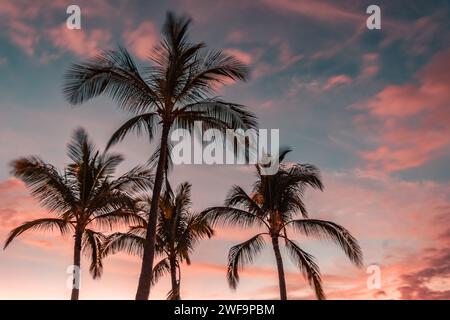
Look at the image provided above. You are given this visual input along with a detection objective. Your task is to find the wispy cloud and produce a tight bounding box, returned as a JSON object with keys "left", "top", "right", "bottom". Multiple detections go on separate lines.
{"left": 123, "top": 21, "right": 159, "bottom": 60}
{"left": 355, "top": 49, "right": 450, "bottom": 172}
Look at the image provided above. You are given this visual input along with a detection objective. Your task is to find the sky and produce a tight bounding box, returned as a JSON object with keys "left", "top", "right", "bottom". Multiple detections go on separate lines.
{"left": 0, "top": 0, "right": 449, "bottom": 300}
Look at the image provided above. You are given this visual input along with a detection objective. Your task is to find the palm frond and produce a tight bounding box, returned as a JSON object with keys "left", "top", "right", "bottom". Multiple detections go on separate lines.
{"left": 102, "top": 232, "right": 145, "bottom": 257}
{"left": 67, "top": 127, "right": 96, "bottom": 165}
{"left": 285, "top": 164, "right": 324, "bottom": 191}
{"left": 201, "top": 206, "right": 267, "bottom": 229}
{"left": 97, "top": 153, "right": 124, "bottom": 177}
{"left": 287, "top": 219, "right": 363, "bottom": 267}
{"left": 284, "top": 238, "right": 325, "bottom": 300}
{"left": 227, "top": 233, "right": 266, "bottom": 289}
{"left": 91, "top": 210, "right": 147, "bottom": 230}
{"left": 10, "top": 157, "right": 76, "bottom": 213}
{"left": 177, "top": 99, "right": 257, "bottom": 131}
{"left": 82, "top": 229, "right": 106, "bottom": 279}
{"left": 4, "top": 218, "right": 73, "bottom": 249}
{"left": 225, "top": 185, "right": 265, "bottom": 217}
{"left": 64, "top": 46, "right": 161, "bottom": 113}
{"left": 278, "top": 146, "right": 292, "bottom": 163}
{"left": 151, "top": 258, "right": 170, "bottom": 286}
{"left": 106, "top": 112, "right": 159, "bottom": 150}
{"left": 174, "top": 182, "right": 192, "bottom": 213}
{"left": 111, "top": 165, "right": 154, "bottom": 194}
{"left": 167, "top": 283, "right": 181, "bottom": 300}
{"left": 175, "top": 212, "right": 214, "bottom": 262}
{"left": 175, "top": 50, "right": 249, "bottom": 102}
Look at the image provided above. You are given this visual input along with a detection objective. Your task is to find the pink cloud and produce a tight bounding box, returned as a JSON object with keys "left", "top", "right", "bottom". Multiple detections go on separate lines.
{"left": 123, "top": 21, "right": 159, "bottom": 60}
{"left": 7, "top": 20, "right": 39, "bottom": 55}
{"left": 304, "top": 170, "right": 450, "bottom": 299}
{"left": 48, "top": 25, "right": 112, "bottom": 58}
{"left": 224, "top": 48, "right": 253, "bottom": 65}
{"left": 312, "top": 25, "right": 366, "bottom": 60}
{"left": 251, "top": 39, "right": 302, "bottom": 80}
{"left": 271, "top": 38, "right": 303, "bottom": 68}
{"left": 355, "top": 49, "right": 450, "bottom": 172}
{"left": 380, "top": 13, "right": 446, "bottom": 55}
{"left": 0, "top": 1, "right": 64, "bottom": 56}
{"left": 263, "top": 0, "right": 363, "bottom": 24}
{"left": 323, "top": 74, "right": 353, "bottom": 90}
{"left": 0, "top": 1, "right": 116, "bottom": 59}
{"left": 0, "top": 178, "right": 46, "bottom": 230}
{"left": 360, "top": 53, "right": 379, "bottom": 79}
{"left": 226, "top": 30, "right": 247, "bottom": 43}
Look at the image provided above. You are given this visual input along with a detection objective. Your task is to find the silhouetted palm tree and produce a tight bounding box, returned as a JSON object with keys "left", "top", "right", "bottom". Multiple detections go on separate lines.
{"left": 202, "top": 148, "right": 363, "bottom": 300}
{"left": 3, "top": 128, "right": 153, "bottom": 300}
{"left": 63, "top": 12, "right": 257, "bottom": 299}
{"left": 103, "top": 182, "right": 213, "bottom": 299}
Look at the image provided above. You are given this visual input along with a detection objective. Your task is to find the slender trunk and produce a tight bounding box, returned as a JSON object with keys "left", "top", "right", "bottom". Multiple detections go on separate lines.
{"left": 135, "top": 125, "right": 170, "bottom": 300}
{"left": 71, "top": 231, "right": 82, "bottom": 300}
{"left": 169, "top": 255, "right": 180, "bottom": 300}
{"left": 271, "top": 236, "right": 287, "bottom": 300}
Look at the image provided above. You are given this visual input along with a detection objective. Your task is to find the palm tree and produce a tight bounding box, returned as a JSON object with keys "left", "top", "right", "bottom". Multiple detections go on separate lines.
{"left": 103, "top": 182, "right": 213, "bottom": 299}
{"left": 63, "top": 12, "right": 257, "bottom": 300}
{"left": 3, "top": 128, "right": 153, "bottom": 300}
{"left": 202, "top": 148, "right": 363, "bottom": 300}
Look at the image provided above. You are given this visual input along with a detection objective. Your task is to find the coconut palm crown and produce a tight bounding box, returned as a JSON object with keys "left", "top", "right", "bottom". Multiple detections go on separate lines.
{"left": 103, "top": 181, "right": 213, "bottom": 299}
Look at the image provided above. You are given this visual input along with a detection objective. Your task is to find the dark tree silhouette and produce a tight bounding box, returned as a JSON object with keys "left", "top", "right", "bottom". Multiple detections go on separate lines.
{"left": 63, "top": 12, "right": 256, "bottom": 299}
{"left": 103, "top": 182, "right": 213, "bottom": 299}
{"left": 202, "top": 148, "right": 363, "bottom": 300}
{"left": 3, "top": 128, "right": 152, "bottom": 300}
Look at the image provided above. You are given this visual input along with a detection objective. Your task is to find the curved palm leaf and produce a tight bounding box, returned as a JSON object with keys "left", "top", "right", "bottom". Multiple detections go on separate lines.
{"left": 91, "top": 210, "right": 147, "bottom": 230}
{"left": 4, "top": 218, "right": 73, "bottom": 249}
{"left": 83, "top": 229, "right": 106, "bottom": 279}
{"left": 64, "top": 46, "right": 161, "bottom": 113}
{"left": 102, "top": 231, "right": 145, "bottom": 258}
{"left": 152, "top": 258, "right": 170, "bottom": 286}
{"left": 110, "top": 165, "right": 154, "bottom": 194}
{"left": 287, "top": 219, "right": 363, "bottom": 267}
{"left": 227, "top": 233, "right": 266, "bottom": 289}
{"left": 10, "top": 157, "right": 76, "bottom": 213}
{"left": 202, "top": 206, "right": 268, "bottom": 229}
{"left": 225, "top": 185, "right": 265, "bottom": 217}
{"left": 176, "top": 99, "right": 257, "bottom": 131}
{"left": 106, "top": 112, "right": 159, "bottom": 150}
{"left": 284, "top": 238, "right": 325, "bottom": 300}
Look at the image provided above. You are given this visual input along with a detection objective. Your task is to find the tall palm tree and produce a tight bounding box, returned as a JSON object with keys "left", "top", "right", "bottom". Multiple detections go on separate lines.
{"left": 3, "top": 128, "right": 153, "bottom": 300}
{"left": 103, "top": 182, "right": 213, "bottom": 299}
{"left": 202, "top": 148, "right": 363, "bottom": 300}
{"left": 63, "top": 12, "right": 257, "bottom": 299}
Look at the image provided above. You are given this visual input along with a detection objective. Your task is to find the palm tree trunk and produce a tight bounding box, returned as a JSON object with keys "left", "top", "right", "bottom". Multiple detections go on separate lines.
{"left": 70, "top": 231, "right": 82, "bottom": 300}
{"left": 271, "top": 236, "right": 287, "bottom": 300}
{"left": 135, "top": 125, "right": 170, "bottom": 300}
{"left": 169, "top": 255, "right": 180, "bottom": 300}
